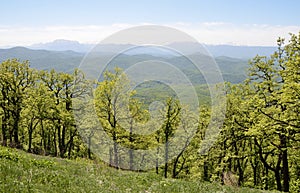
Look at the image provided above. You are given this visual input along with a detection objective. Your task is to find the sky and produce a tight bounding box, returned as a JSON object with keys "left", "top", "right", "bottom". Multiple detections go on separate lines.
{"left": 1, "top": 0, "right": 300, "bottom": 47}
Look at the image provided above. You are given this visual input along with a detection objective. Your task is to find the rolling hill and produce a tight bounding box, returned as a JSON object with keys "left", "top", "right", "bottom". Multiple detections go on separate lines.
{"left": 0, "top": 47, "right": 84, "bottom": 73}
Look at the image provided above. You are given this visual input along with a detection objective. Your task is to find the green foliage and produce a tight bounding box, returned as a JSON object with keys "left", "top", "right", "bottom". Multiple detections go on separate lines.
{"left": 0, "top": 147, "right": 19, "bottom": 162}
{"left": 30, "top": 159, "right": 55, "bottom": 168}
{"left": 0, "top": 59, "right": 89, "bottom": 159}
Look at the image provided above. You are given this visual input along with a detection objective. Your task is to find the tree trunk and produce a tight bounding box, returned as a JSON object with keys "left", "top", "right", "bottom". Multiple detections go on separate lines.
{"left": 164, "top": 142, "right": 168, "bottom": 178}
{"left": 172, "top": 150, "right": 185, "bottom": 178}
{"left": 275, "top": 169, "right": 282, "bottom": 191}
{"left": 129, "top": 123, "right": 134, "bottom": 170}
{"left": 60, "top": 125, "right": 66, "bottom": 158}
{"left": 252, "top": 164, "right": 257, "bottom": 186}
{"left": 203, "top": 160, "right": 209, "bottom": 181}
{"left": 88, "top": 136, "right": 92, "bottom": 159}
{"left": 67, "top": 135, "right": 74, "bottom": 159}
{"left": 282, "top": 145, "right": 289, "bottom": 192}
{"left": 156, "top": 147, "right": 159, "bottom": 174}
{"left": 13, "top": 112, "right": 20, "bottom": 148}
{"left": 1, "top": 116, "right": 7, "bottom": 146}
{"left": 264, "top": 167, "right": 268, "bottom": 190}
{"left": 53, "top": 127, "right": 58, "bottom": 157}
{"left": 27, "top": 119, "right": 37, "bottom": 153}
{"left": 28, "top": 129, "right": 33, "bottom": 153}
{"left": 233, "top": 140, "right": 243, "bottom": 186}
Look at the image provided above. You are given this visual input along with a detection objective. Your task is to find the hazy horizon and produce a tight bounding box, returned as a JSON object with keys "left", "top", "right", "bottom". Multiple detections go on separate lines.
{"left": 0, "top": 38, "right": 280, "bottom": 49}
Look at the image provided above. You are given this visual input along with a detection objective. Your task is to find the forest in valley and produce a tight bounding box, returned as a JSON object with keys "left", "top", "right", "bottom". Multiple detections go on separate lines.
{"left": 0, "top": 33, "right": 299, "bottom": 193}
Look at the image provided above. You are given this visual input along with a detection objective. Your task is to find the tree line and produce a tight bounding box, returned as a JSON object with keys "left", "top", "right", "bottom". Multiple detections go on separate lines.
{"left": 0, "top": 33, "right": 299, "bottom": 192}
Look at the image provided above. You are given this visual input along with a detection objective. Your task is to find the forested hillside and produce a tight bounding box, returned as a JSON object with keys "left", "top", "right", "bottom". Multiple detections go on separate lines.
{"left": 0, "top": 33, "right": 299, "bottom": 192}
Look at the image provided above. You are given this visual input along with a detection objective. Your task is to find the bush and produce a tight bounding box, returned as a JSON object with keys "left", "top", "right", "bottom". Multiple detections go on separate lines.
{"left": 30, "top": 159, "right": 55, "bottom": 168}
{"left": 0, "top": 147, "right": 19, "bottom": 162}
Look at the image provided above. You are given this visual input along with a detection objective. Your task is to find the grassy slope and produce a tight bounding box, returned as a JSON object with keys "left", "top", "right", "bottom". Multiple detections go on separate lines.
{"left": 0, "top": 146, "right": 275, "bottom": 193}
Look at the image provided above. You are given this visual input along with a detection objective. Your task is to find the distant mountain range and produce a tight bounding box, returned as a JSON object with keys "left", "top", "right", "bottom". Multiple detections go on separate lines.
{"left": 29, "top": 39, "right": 94, "bottom": 53}
{"left": 28, "top": 39, "right": 277, "bottom": 59}
{"left": 0, "top": 39, "right": 279, "bottom": 84}
{"left": 0, "top": 46, "right": 248, "bottom": 83}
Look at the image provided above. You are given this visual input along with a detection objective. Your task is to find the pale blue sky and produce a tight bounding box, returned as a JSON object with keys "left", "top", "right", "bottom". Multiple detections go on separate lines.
{"left": 1, "top": 0, "right": 300, "bottom": 46}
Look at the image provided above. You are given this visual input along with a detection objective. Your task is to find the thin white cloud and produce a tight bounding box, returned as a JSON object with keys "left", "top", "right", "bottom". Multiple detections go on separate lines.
{"left": 0, "top": 23, "right": 300, "bottom": 47}
{"left": 201, "top": 22, "right": 231, "bottom": 27}
{"left": 175, "top": 22, "right": 300, "bottom": 46}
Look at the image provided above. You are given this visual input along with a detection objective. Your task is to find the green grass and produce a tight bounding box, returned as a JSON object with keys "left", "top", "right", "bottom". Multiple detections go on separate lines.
{"left": 0, "top": 146, "right": 276, "bottom": 193}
